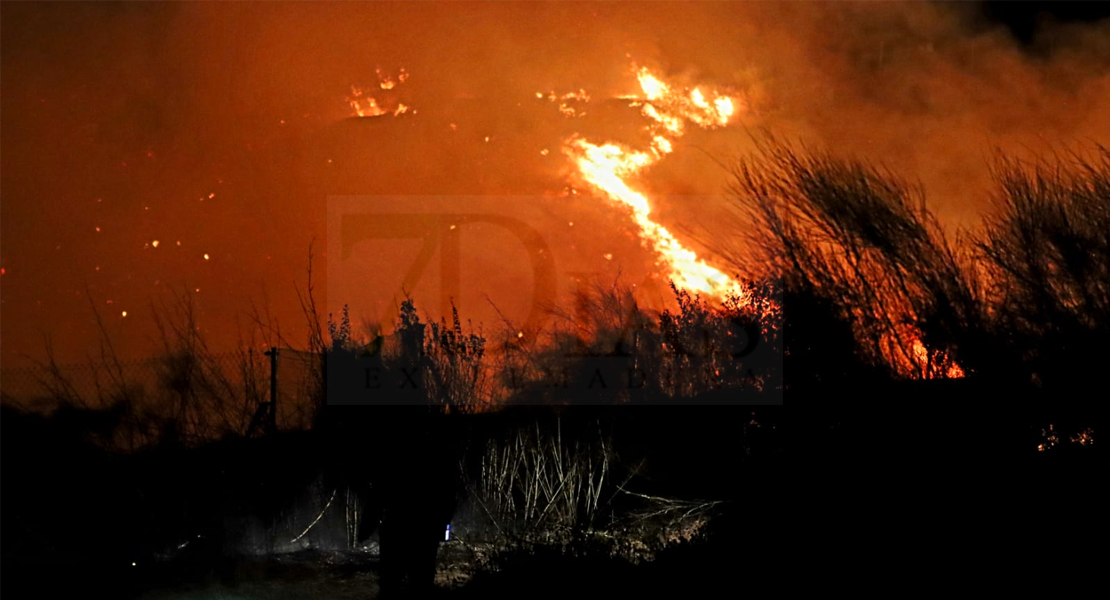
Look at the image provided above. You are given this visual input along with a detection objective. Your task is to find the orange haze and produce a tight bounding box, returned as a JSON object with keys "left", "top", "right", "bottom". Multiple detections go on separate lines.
{"left": 2, "top": 1, "right": 1108, "bottom": 367}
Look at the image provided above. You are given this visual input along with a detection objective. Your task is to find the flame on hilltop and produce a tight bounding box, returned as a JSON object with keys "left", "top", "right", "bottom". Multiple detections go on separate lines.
{"left": 340, "top": 63, "right": 962, "bottom": 380}
{"left": 537, "top": 89, "right": 592, "bottom": 117}
{"left": 561, "top": 66, "right": 744, "bottom": 302}
{"left": 348, "top": 68, "right": 412, "bottom": 117}
{"left": 634, "top": 67, "right": 735, "bottom": 131}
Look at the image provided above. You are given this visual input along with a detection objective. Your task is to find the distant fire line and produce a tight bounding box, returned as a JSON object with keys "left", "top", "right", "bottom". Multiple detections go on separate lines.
{"left": 560, "top": 66, "right": 745, "bottom": 303}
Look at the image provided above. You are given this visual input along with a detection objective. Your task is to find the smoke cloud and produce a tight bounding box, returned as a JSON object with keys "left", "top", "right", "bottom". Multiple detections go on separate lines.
{"left": 2, "top": 1, "right": 1107, "bottom": 366}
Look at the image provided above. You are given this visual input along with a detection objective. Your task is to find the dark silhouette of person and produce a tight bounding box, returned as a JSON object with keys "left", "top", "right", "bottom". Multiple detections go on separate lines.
{"left": 374, "top": 407, "right": 457, "bottom": 599}
{"left": 321, "top": 339, "right": 459, "bottom": 599}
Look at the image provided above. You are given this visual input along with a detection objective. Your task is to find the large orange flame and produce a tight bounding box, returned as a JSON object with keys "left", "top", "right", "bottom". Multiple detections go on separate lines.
{"left": 562, "top": 66, "right": 744, "bottom": 302}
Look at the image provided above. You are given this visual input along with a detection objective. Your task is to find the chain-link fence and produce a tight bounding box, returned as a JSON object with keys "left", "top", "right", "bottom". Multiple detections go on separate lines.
{"left": 272, "top": 348, "right": 325, "bottom": 432}
{"left": 0, "top": 347, "right": 324, "bottom": 448}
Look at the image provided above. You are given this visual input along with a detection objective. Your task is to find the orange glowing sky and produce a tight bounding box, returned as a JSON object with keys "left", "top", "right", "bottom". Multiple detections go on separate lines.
{"left": 2, "top": 1, "right": 1108, "bottom": 368}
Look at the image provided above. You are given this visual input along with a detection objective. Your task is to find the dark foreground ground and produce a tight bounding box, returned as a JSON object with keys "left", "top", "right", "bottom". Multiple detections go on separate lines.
{"left": 130, "top": 551, "right": 382, "bottom": 600}
{"left": 3, "top": 379, "right": 1105, "bottom": 598}
{"left": 79, "top": 517, "right": 780, "bottom": 600}
{"left": 10, "top": 506, "right": 776, "bottom": 599}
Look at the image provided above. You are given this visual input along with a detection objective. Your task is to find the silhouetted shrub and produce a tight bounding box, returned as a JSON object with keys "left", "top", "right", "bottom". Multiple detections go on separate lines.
{"left": 977, "top": 147, "right": 1110, "bottom": 393}
{"left": 726, "top": 137, "right": 979, "bottom": 385}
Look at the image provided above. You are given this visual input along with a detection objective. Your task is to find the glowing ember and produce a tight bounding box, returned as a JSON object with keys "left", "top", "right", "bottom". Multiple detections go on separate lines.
{"left": 910, "top": 336, "right": 965, "bottom": 379}
{"left": 561, "top": 66, "right": 744, "bottom": 302}
{"left": 1070, "top": 428, "right": 1095, "bottom": 446}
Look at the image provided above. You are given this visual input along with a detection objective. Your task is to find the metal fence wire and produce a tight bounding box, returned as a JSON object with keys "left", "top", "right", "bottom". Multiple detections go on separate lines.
{"left": 0, "top": 347, "right": 324, "bottom": 447}
{"left": 273, "top": 348, "right": 325, "bottom": 432}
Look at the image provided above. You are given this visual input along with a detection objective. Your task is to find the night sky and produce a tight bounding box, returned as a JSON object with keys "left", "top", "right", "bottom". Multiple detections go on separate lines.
{"left": 3, "top": 1, "right": 1108, "bottom": 368}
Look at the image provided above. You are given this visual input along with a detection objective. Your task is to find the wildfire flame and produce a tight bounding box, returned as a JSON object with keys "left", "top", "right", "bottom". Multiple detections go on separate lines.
{"left": 562, "top": 66, "right": 744, "bottom": 302}
{"left": 348, "top": 68, "right": 412, "bottom": 117}
{"left": 634, "top": 68, "right": 734, "bottom": 131}
{"left": 560, "top": 65, "right": 961, "bottom": 379}
{"left": 341, "top": 63, "right": 962, "bottom": 380}
{"left": 348, "top": 85, "right": 388, "bottom": 117}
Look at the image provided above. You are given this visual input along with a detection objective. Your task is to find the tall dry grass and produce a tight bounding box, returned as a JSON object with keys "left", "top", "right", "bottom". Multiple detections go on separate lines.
{"left": 719, "top": 136, "right": 1108, "bottom": 393}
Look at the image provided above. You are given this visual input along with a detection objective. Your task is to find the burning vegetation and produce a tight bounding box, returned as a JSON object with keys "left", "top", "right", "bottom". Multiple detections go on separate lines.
{"left": 3, "top": 2, "right": 1109, "bottom": 599}
{"left": 562, "top": 66, "right": 744, "bottom": 302}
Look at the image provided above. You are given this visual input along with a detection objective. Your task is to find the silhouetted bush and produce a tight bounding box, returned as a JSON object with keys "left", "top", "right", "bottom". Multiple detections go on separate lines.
{"left": 497, "top": 278, "right": 781, "bottom": 405}
{"left": 977, "top": 147, "right": 1110, "bottom": 394}
{"left": 726, "top": 137, "right": 980, "bottom": 386}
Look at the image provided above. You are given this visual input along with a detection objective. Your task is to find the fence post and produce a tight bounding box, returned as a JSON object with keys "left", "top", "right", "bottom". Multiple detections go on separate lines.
{"left": 320, "top": 350, "right": 327, "bottom": 413}
{"left": 265, "top": 347, "right": 279, "bottom": 434}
